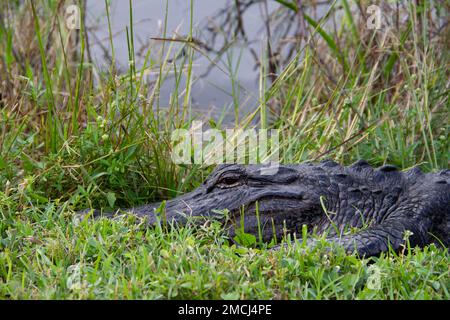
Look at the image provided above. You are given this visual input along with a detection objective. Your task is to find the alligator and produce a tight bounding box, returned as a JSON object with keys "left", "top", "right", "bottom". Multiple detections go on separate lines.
{"left": 82, "top": 160, "right": 450, "bottom": 257}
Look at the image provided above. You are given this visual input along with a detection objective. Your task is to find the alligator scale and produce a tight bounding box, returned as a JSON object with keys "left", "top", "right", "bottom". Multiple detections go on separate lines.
{"left": 82, "top": 160, "right": 450, "bottom": 257}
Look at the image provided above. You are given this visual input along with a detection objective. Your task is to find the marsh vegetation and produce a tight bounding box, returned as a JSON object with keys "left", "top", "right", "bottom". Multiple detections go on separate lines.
{"left": 0, "top": 0, "right": 448, "bottom": 299}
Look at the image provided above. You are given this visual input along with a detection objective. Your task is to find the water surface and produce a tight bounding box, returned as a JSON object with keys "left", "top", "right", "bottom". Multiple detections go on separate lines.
{"left": 87, "top": 0, "right": 280, "bottom": 120}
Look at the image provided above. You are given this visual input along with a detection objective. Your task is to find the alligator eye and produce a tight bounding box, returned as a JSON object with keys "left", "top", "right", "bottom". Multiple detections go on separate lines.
{"left": 217, "top": 176, "right": 241, "bottom": 188}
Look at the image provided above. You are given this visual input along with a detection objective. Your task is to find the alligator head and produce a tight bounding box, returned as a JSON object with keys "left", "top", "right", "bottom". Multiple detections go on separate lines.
{"left": 116, "top": 164, "right": 325, "bottom": 242}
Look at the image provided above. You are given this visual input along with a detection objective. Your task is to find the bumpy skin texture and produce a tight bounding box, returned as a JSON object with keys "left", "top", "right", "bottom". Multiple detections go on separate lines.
{"left": 83, "top": 160, "right": 450, "bottom": 257}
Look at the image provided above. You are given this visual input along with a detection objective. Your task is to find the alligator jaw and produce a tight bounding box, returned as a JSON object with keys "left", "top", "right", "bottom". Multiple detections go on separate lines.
{"left": 117, "top": 185, "right": 320, "bottom": 244}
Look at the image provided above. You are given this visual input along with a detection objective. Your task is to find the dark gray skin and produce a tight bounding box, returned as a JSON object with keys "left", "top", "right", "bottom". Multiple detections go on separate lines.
{"left": 82, "top": 160, "right": 450, "bottom": 257}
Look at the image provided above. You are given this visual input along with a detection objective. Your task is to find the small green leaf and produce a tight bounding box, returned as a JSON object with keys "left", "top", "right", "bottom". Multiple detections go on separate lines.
{"left": 180, "top": 282, "right": 193, "bottom": 289}
{"left": 234, "top": 230, "right": 256, "bottom": 247}
{"left": 431, "top": 281, "right": 441, "bottom": 291}
{"left": 221, "top": 292, "right": 240, "bottom": 300}
{"left": 106, "top": 192, "right": 116, "bottom": 208}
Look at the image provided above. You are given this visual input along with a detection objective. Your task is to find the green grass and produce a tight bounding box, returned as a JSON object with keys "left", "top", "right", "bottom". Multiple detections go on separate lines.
{"left": 0, "top": 0, "right": 449, "bottom": 299}
{"left": 1, "top": 206, "right": 448, "bottom": 299}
